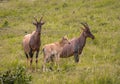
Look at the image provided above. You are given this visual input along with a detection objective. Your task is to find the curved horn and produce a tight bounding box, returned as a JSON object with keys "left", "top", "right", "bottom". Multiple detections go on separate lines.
{"left": 81, "top": 22, "right": 89, "bottom": 29}
{"left": 40, "top": 16, "right": 43, "bottom": 22}
{"left": 34, "top": 16, "right": 38, "bottom": 22}
{"left": 85, "top": 22, "right": 89, "bottom": 28}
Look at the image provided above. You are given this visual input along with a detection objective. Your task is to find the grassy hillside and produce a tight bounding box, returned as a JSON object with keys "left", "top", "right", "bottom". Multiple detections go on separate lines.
{"left": 0, "top": 0, "right": 120, "bottom": 84}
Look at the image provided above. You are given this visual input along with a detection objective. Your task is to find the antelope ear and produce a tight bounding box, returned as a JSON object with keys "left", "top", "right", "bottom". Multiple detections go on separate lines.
{"left": 41, "top": 21, "right": 45, "bottom": 25}
{"left": 33, "top": 22, "right": 36, "bottom": 25}
{"left": 63, "top": 35, "right": 68, "bottom": 39}
{"left": 62, "top": 36, "right": 65, "bottom": 39}
{"left": 62, "top": 36, "right": 65, "bottom": 40}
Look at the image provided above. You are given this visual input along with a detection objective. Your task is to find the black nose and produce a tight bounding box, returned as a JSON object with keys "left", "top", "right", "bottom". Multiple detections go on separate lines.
{"left": 92, "top": 36, "right": 95, "bottom": 39}
{"left": 90, "top": 35, "right": 95, "bottom": 39}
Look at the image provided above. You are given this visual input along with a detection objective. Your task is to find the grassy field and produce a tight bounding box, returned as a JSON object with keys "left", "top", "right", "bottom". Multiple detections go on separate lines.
{"left": 0, "top": 0, "right": 120, "bottom": 84}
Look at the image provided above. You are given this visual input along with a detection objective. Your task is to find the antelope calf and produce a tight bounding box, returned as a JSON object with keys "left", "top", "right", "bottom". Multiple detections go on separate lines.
{"left": 60, "top": 23, "right": 95, "bottom": 63}
{"left": 42, "top": 36, "right": 70, "bottom": 71}
{"left": 22, "top": 16, "right": 45, "bottom": 70}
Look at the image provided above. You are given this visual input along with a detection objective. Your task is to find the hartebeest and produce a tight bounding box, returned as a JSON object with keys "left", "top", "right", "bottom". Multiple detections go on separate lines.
{"left": 60, "top": 23, "right": 95, "bottom": 62}
{"left": 22, "top": 16, "right": 45, "bottom": 70}
{"left": 42, "top": 36, "right": 70, "bottom": 71}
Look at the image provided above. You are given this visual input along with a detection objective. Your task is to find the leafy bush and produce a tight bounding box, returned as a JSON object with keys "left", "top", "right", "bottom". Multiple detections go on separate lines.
{"left": 0, "top": 66, "right": 32, "bottom": 84}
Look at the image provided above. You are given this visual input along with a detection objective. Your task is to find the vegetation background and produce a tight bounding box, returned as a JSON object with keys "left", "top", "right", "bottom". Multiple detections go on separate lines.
{"left": 0, "top": 0, "right": 120, "bottom": 84}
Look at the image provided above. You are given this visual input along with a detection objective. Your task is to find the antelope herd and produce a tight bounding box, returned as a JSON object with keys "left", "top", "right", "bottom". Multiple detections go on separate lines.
{"left": 22, "top": 16, "right": 95, "bottom": 71}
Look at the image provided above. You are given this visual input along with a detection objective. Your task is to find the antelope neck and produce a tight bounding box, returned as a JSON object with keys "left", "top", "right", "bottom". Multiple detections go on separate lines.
{"left": 78, "top": 32, "right": 87, "bottom": 48}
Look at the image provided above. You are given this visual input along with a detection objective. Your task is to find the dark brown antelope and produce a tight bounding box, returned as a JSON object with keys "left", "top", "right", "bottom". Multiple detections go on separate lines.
{"left": 22, "top": 16, "right": 45, "bottom": 70}
{"left": 60, "top": 23, "right": 95, "bottom": 63}
{"left": 42, "top": 36, "right": 70, "bottom": 71}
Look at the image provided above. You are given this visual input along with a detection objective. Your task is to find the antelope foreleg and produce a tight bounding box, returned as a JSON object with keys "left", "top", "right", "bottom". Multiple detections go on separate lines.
{"left": 35, "top": 50, "right": 39, "bottom": 71}
{"left": 74, "top": 51, "right": 79, "bottom": 63}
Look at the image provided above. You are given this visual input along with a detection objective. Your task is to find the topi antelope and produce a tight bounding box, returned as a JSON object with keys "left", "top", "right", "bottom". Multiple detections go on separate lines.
{"left": 42, "top": 36, "right": 70, "bottom": 71}
{"left": 60, "top": 23, "right": 95, "bottom": 63}
{"left": 22, "top": 16, "right": 45, "bottom": 70}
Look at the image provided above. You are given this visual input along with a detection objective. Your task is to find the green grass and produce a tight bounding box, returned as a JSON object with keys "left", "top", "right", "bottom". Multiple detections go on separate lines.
{"left": 0, "top": 0, "right": 120, "bottom": 84}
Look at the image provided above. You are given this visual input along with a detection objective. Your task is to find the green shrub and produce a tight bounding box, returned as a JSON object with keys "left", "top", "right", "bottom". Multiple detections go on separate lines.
{"left": 0, "top": 66, "right": 32, "bottom": 84}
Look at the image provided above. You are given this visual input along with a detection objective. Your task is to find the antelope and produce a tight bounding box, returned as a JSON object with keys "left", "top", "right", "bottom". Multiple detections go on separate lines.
{"left": 60, "top": 23, "right": 95, "bottom": 63}
{"left": 42, "top": 36, "right": 70, "bottom": 71}
{"left": 22, "top": 16, "right": 45, "bottom": 70}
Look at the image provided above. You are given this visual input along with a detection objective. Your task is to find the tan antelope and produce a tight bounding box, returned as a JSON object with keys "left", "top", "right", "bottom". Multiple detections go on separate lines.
{"left": 42, "top": 36, "right": 70, "bottom": 71}
{"left": 22, "top": 16, "right": 45, "bottom": 70}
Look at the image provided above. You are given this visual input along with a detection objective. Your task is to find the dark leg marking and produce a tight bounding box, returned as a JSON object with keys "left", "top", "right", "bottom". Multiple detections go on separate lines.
{"left": 74, "top": 51, "right": 79, "bottom": 63}
{"left": 29, "top": 48, "right": 34, "bottom": 67}
{"left": 36, "top": 49, "right": 39, "bottom": 64}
